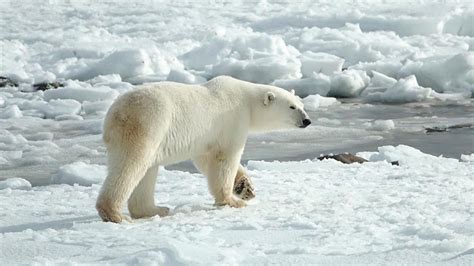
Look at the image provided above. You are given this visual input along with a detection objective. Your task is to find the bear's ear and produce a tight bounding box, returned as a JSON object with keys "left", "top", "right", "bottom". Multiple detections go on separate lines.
{"left": 264, "top": 92, "right": 276, "bottom": 105}
{"left": 290, "top": 89, "right": 295, "bottom": 95}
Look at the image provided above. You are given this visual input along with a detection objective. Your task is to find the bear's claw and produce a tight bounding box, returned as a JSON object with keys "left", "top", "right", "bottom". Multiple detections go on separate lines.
{"left": 156, "top": 206, "right": 170, "bottom": 217}
{"left": 216, "top": 197, "right": 247, "bottom": 208}
{"left": 97, "top": 206, "right": 124, "bottom": 223}
{"left": 129, "top": 206, "right": 170, "bottom": 219}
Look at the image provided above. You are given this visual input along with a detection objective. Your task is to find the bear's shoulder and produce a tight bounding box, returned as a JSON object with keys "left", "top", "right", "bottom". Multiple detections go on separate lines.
{"left": 204, "top": 76, "right": 241, "bottom": 89}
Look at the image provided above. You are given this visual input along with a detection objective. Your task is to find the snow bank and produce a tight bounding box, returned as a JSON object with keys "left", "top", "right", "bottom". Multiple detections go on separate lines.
{"left": 302, "top": 94, "right": 339, "bottom": 111}
{"left": 0, "top": 178, "right": 32, "bottom": 190}
{"left": 52, "top": 161, "right": 107, "bottom": 186}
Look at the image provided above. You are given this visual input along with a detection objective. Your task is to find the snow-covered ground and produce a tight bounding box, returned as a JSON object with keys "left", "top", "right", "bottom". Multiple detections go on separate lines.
{"left": 1, "top": 146, "right": 474, "bottom": 264}
{"left": 1, "top": 0, "right": 473, "bottom": 264}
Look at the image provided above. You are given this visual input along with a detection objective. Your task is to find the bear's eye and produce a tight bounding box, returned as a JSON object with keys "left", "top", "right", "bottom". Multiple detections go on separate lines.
{"left": 289, "top": 106, "right": 296, "bottom": 110}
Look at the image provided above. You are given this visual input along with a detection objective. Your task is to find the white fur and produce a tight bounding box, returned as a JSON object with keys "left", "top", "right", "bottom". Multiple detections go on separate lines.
{"left": 96, "top": 76, "right": 310, "bottom": 222}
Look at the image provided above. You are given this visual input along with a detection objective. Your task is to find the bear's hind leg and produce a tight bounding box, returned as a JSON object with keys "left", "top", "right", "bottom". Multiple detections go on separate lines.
{"left": 96, "top": 151, "right": 151, "bottom": 223}
{"left": 128, "top": 164, "right": 169, "bottom": 219}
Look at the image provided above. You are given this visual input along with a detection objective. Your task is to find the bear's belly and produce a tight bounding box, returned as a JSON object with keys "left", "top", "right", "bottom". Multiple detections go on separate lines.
{"left": 154, "top": 135, "right": 210, "bottom": 166}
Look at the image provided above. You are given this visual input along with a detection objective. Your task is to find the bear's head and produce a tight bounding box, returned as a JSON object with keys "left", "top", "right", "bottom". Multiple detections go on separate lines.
{"left": 251, "top": 86, "right": 311, "bottom": 132}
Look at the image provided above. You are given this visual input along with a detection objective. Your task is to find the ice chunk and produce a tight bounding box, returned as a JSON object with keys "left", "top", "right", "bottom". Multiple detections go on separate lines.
{"left": 0, "top": 178, "right": 31, "bottom": 190}
{"left": 0, "top": 130, "right": 27, "bottom": 145}
{"left": 82, "top": 100, "right": 113, "bottom": 116}
{"left": 20, "top": 99, "right": 82, "bottom": 119}
{"left": 369, "top": 71, "right": 397, "bottom": 88}
{"left": 297, "top": 24, "right": 408, "bottom": 66}
{"left": 357, "top": 145, "right": 457, "bottom": 166}
{"left": 0, "top": 151, "right": 23, "bottom": 163}
{"left": 181, "top": 38, "right": 231, "bottom": 71}
{"left": 52, "top": 161, "right": 107, "bottom": 186}
{"left": 300, "top": 51, "right": 344, "bottom": 76}
{"left": 400, "top": 53, "right": 474, "bottom": 94}
{"left": 329, "top": 69, "right": 370, "bottom": 97}
{"left": 365, "top": 75, "right": 432, "bottom": 103}
{"left": 71, "top": 49, "right": 155, "bottom": 81}
{"left": 25, "top": 132, "right": 54, "bottom": 141}
{"left": 368, "top": 120, "right": 396, "bottom": 131}
{"left": 440, "top": 9, "right": 474, "bottom": 37}
{"left": 0, "top": 105, "right": 22, "bottom": 119}
{"left": 273, "top": 74, "right": 331, "bottom": 97}
{"left": 211, "top": 56, "right": 301, "bottom": 84}
{"left": 167, "top": 69, "right": 206, "bottom": 84}
{"left": 350, "top": 61, "right": 403, "bottom": 78}
{"left": 88, "top": 74, "right": 122, "bottom": 85}
{"left": 302, "top": 94, "right": 339, "bottom": 111}
{"left": 44, "top": 80, "right": 119, "bottom": 103}
{"left": 460, "top": 154, "right": 474, "bottom": 162}
{"left": 183, "top": 32, "right": 301, "bottom": 83}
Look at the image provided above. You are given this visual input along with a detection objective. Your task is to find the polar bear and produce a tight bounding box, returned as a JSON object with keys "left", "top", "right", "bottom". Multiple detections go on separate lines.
{"left": 96, "top": 76, "right": 311, "bottom": 223}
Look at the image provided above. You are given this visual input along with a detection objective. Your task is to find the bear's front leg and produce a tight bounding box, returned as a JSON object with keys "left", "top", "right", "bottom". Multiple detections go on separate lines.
{"left": 207, "top": 151, "right": 247, "bottom": 208}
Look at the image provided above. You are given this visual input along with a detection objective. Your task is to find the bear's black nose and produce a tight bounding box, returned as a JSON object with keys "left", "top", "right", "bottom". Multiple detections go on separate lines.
{"left": 301, "top": 118, "right": 311, "bottom": 128}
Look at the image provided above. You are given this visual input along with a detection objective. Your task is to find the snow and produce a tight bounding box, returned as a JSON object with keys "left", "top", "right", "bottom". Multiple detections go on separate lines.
{"left": 1, "top": 0, "right": 474, "bottom": 264}
{"left": 1, "top": 147, "right": 473, "bottom": 264}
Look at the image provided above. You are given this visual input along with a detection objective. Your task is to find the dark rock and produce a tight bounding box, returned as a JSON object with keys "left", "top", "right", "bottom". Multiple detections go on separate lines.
{"left": 318, "top": 153, "right": 400, "bottom": 166}
{"left": 425, "top": 123, "right": 473, "bottom": 134}
{"left": 425, "top": 127, "right": 448, "bottom": 133}
{"left": 448, "top": 123, "right": 473, "bottom": 130}
{"left": 33, "top": 82, "right": 64, "bottom": 91}
{"left": 318, "top": 153, "right": 368, "bottom": 164}
{"left": 0, "top": 76, "right": 18, "bottom": 87}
